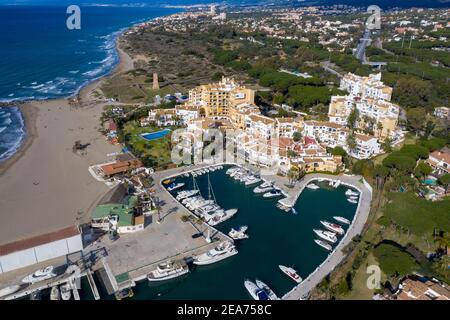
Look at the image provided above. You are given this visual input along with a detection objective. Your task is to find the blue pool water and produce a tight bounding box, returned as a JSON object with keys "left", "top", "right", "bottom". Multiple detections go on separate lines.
{"left": 141, "top": 129, "right": 171, "bottom": 141}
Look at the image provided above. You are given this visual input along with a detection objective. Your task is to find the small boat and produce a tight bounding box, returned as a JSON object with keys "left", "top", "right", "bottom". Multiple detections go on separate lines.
{"left": 255, "top": 279, "right": 278, "bottom": 300}
{"left": 306, "top": 183, "right": 320, "bottom": 190}
{"left": 345, "top": 189, "right": 359, "bottom": 196}
{"left": 163, "top": 179, "right": 174, "bottom": 185}
{"left": 115, "top": 287, "right": 134, "bottom": 300}
{"left": 244, "top": 280, "right": 269, "bottom": 301}
{"left": 279, "top": 265, "right": 302, "bottom": 283}
{"left": 0, "top": 285, "right": 21, "bottom": 298}
{"left": 291, "top": 208, "right": 298, "bottom": 215}
{"left": 263, "top": 190, "right": 283, "bottom": 198}
{"left": 183, "top": 173, "right": 189, "bottom": 178}
{"left": 147, "top": 261, "right": 189, "bottom": 281}
{"left": 333, "top": 216, "right": 351, "bottom": 225}
{"left": 22, "top": 266, "right": 56, "bottom": 283}
{"left": 333, "top": 180, "right": 341, "bottom": 188}
{"left": 228, "top": 226, "right": 249, "bottom": 240}
{"left": 50, "top": 286, "right": 60, "bottom": 300}
{"left": 207, "top": 209, "right": 237, "bottom": 226}
{"left": 60, "top": 283, "right": 72, "bottom": 300}
{"left": 194, "top": 241, "right": 238, "bottom": 265}
{"left": 348, "top": 196, "right": 358, "bottom": 200}
{"left": 347, "top": 198, "right": 358, "bottom": 204}
{"left": 320, "top": 221, "right": 345, "bottom": 235}
{"left": 244, "top": 177, "right": 261, "bottom": 186}
{"left": 176, "top": 189, "right": 199, "bottom": 200}
{"left": 315, "top": 239, "right": 332, "bottom": 251}
{"left": 254, "top": 185, "right": 275, "bottom": 194}
{"left": 313, "top": 229, "right": 337, "bottom": 243}
{"left": 167, "top": 182, "right": 185, "bottom": 191}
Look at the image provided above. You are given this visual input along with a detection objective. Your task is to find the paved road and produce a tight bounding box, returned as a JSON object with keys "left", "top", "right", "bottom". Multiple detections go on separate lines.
{"left": 282, "top": 173, "right": 372, "bottom": 300}
{"left": 354, "top": 29, "right": 372, "bottom": 64}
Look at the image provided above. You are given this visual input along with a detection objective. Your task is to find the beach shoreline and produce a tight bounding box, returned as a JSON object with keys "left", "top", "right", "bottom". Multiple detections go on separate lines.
{"left": 0, "top": 34, "right": 135, "bottom": 245}
{"left": 0, "top": 37, "right": 133, "bottom": 175}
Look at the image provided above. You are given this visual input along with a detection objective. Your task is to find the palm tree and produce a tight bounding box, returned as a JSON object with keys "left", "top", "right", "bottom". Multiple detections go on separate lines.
{"left": 287, "top": 166, "right": 300, "bottom": 186}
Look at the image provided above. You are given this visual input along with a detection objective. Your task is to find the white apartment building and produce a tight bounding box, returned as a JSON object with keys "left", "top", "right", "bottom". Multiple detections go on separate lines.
{"left": 340, "top": 73, "right": 393, "bottom": 101}
{"left": 349, "top": 133, "right": 381, "bottom": 159}
{"left": 303, "top": 121, "right": 349, "bottom": 148}
{"left": 275, "top": 117, "right": 303, "bottom": 138}
{"left": 245, "top": 114, "right": 276, "bottom": 140}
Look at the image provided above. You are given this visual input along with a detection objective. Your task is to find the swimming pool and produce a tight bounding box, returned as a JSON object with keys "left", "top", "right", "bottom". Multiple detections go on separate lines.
{"left": 141, "top": 129, "right": 171, "bottom": 141}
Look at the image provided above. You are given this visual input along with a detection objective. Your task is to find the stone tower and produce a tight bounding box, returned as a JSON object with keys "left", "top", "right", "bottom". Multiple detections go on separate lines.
{"left": 152, "top": 72, "right": 160, "bottom": 90}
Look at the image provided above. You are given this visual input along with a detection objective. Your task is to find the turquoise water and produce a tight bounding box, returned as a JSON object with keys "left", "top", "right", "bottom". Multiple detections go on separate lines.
{"left": 84, "top": 167, "right": 358, "bottom": 300}
{"left": 141, "top": 129, "right": 171, "bottom": 141}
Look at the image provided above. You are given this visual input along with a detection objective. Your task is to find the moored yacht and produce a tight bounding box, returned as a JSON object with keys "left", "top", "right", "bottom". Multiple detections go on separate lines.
{"left": 60, "top": 283, "right": 72, "bottom": 300}
{"left": 22, "top": 266, "right": 56, "bottom": 283}
{"left": 333, "top": 216, "right": 351, "bottom": 225}
{"left": 0, "top": 285, "right": 21, "bottom": 298}
{"left": 306, "top": 183, "right": 320, "bottom": 190}
{"left": 254, "top": 185, "right": 274, "bottom": 194}
{"left": 208, "top": 209, "right": 237, "bottom": 226}
{"left": 147, "top": 261, "right": 189, "bottom": 281}
{"left": 263, "top": 190, "right": 283, "bottom": 198}
{"left": 167, "top": 182, "right": 185, "bottom": 192}
{"left": 279, "top": 265, "right": 302, "bottom": 283}
{"left": 50, "top": 286, "right": 60, "bottom": 300}
{"left": 313, "top": 229, "right": 337, "bottom": 243}
{"left": 176, "top": 189, "right": 199, "bottom": 200}
{"left": 244, "top": 280, "right": 269, "bottom": 301}
{"left": 314, "top": 239, "right": 332, "bottom": 251}
{"left": 347, "top": 198, "right": 358, "bottom": 204}
{"left": 244, "top": 177, "right": 261, "bottom": 186}
{"left": 194, "top": 241, "right": 238, "bottom": 265}
{"left": 228, "top": 226, "right": 249, "bottom": 240}
{"left": 320, "top": 221, "right": 345, "bottom": 235}
{"left": 255, "top": 280, "right": 278, "bottom": 300}
{"left": 345, "top": 189, "right": 359, "bottom": 197}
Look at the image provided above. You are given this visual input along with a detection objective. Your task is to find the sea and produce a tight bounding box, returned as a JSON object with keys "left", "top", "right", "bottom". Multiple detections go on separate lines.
{"left": 0, "top": 4, "right": 179, "bottom": 161}
{"left": 79, "top": 167, "right": 358, "bottom": 300}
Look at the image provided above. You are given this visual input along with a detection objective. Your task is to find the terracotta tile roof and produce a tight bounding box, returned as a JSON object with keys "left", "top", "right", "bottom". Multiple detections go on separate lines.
{"left": 429, "top": 150, "right": 450, "bottom": 164}
{"left": 101, "top": 159, "right": 143, "bottom": 176}
{"left": 0, "top": 226, "right": 80, "bottom": 256}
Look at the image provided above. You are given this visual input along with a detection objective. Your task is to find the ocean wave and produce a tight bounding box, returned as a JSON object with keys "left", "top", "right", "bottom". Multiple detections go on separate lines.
{"left": 0, "top": 117, "right": 12, "bottom": 126}
{"left": 0, "top": 126, "right": 6, "bottom": 134}
{"left": 0, "top": 107, "right": 26, "bottom": 162}
{"left": 0, "top": 112, "right": 11, "bottom": 118}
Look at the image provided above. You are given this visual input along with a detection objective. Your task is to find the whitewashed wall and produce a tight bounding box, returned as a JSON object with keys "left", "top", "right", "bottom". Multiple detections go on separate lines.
{"left": 0, "top": 235, "right": 83, "bottom": 274}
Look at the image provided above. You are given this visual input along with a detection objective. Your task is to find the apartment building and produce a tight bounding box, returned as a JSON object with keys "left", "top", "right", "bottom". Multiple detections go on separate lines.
{"left": 275, "top": 117, "right": 304, "bottom": 138}
{"left": 340, "top": 72, "right": 393, "bottom": 101}
{"left": 188, "top": 77, "right": 255, "bottom": 117}
{"left": 351, "top": 133, "right": 381, "bottom": 159}
{"left": 303, "top": 121, "right": 349, "bottom": 148}
{"left": 328, "top": 95, "right": 400, "bottom": 139}
{"left": 245, "top": 114, "right": 277, "bottom": 140}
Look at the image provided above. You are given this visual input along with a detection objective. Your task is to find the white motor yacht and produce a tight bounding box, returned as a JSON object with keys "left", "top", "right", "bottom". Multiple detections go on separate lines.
{"left": 313, "top": 229, "right": 337, "bottom": 243}
{"left": 193, "top": 241, "right": 238, "bottom": 265}
{"left": 208, "top": 209, "right": 237, "bottom": 226}
{"left": 306, "top": 183, "right": 320, "bottom": 190}
{"left": 255, "top": 280, "right": 278, "bottom": 300}
{"left": 244, "top": 280, "right": 270, "bottom": 301}
{"left": 50, "top": 286, "right": 61, "bottom": 300}
{"left": 263, "top": 190, "right": 283, "bottom": 198}
{"left": 279, "top": 265, "right": 302, "bottom": 283}
{"left": 60, "top": 283, "right": 72, "bottom": 300}
{"left": 167, "top": 182, "right": 185, "bottom": 192}
{"left": 314, "top": 239, "right": 332, "bottom": 251}
{"left": 22, "top": 266, "right": 56, "bottom": 283}
{"left": 228, "top": 226, "right": 249, "bottom": 240}
{"left": 333, "top": 216, "right": 351, "bottom": 225}
{"left": 320, "top": 221, "right": 345, "bottom": 235}
{"left": 147, "top": 261, "right": 189, "bottom": 281}
{"left": 345, "top": 189, "right": 359, "bottom": 196}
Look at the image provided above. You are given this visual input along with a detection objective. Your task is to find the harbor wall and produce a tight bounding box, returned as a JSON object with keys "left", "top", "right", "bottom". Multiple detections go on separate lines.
{"left": 0, "top": 235, "right": 83, "bottom": 274}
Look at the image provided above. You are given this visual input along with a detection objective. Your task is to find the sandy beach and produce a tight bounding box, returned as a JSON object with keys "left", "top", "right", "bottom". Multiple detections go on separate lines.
{"left": 0, "top": 39, "right": 134, "bottom": 245}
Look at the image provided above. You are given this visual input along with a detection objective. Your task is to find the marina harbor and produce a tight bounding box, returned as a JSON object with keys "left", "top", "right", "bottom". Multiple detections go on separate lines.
{"left": 0, "top": 163, "right": 371, "bottom": 300}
